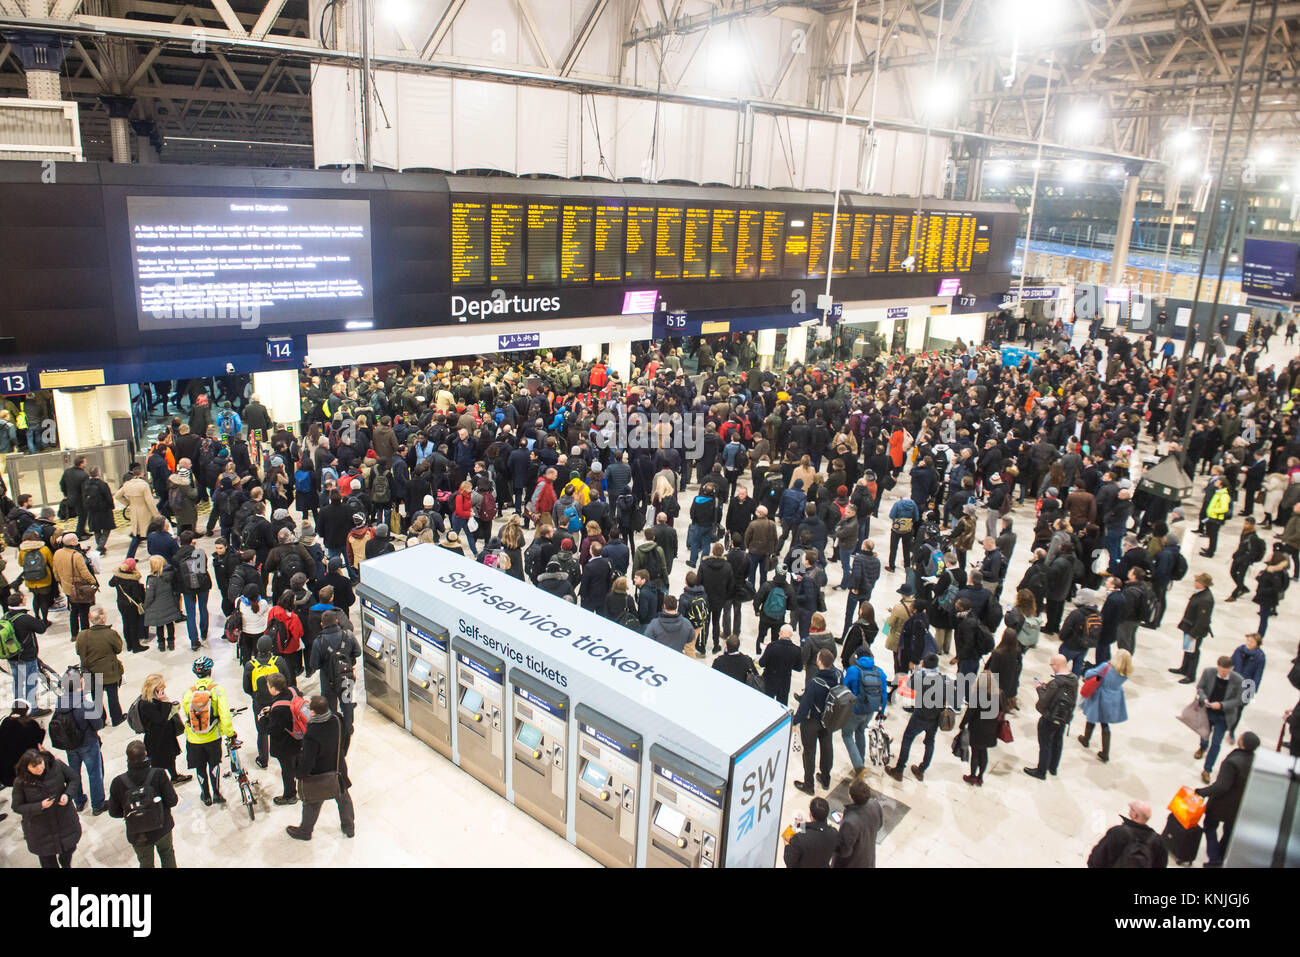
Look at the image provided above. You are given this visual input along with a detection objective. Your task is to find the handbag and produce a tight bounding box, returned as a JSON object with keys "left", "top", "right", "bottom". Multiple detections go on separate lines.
{"left": 1177, "top": 699, "right": 1211, "bottom": 739}
{"left": 951, "top": 727, "right": 970, "bottom": 761}
{"left": 892, "top": 516, "right": 915, "bottom": 534}
{"left": 1080, "top": 663, "right": 1110, "bottom": 699}
{"left": 72, "top": 581, "right": 98, "bottom": 604}
{"left": 997, "top": 713, "right": 1014, "bottom": 743}
{"left": 300, "top": 715, "right": 343, "bottom": 803}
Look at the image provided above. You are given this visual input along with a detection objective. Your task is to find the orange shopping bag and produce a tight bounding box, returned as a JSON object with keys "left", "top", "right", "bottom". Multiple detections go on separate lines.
{"left": 896, "top": 674, "right": 916, "bottom": 706}
{"left": 1168, "top": 786, "right": 1206, "bottom": 830}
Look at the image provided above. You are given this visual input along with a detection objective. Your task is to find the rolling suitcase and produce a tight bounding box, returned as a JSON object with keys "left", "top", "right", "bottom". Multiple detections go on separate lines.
{"left": 1161, "top": 811, "right": 1203, "bottom": 865}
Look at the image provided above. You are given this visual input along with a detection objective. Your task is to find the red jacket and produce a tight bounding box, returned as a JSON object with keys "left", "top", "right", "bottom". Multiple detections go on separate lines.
{"left": 267, "top": 605, "right": 304, "bottom": 654}
{"left": 454, "top": 491, "right": 474, "bottom": 519}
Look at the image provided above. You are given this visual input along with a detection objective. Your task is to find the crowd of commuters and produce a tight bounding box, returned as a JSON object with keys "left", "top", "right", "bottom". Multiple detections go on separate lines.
{"left": 1, "top": 313, "right": 1298, "bottom": 868}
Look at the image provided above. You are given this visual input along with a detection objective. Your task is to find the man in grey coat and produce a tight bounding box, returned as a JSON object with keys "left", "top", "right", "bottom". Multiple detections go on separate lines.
{"left": 1195, "top": 657, "right": 1245, "bottom": 783}
{"left": 643, "top": 596, "right": 695, "bottom": 653}
{"left": 830, "top": 777, "right": 883, "bottom": 868}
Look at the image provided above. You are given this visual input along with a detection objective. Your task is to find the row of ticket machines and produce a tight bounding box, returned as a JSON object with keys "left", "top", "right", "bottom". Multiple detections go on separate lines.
{"left": 359, "top": 588, "right": 728, "bottom": 867}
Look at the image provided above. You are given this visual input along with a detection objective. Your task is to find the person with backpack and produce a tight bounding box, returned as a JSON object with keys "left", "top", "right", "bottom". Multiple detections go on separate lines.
{"left": 244, "top": 634, "right": 294, "bottom": 772}
{"left": 293, "top": 455, "right": 320, "bottom": 526}
{"left": 262, "top": 672, "right": 304, "bottom": 806}
{"left": 166, "top": 462, "right": 200, "bottom": 535}
{"left": 171, "top": 530, "right": 212, "bottom": 650}
{"left": 308, "top": 610, "right": 361, "bottom": 738}
{"left": 2, "top": 590, "right": 49, "bottom": 713}
{"left": 266, "top": 592, "right": 306, "bottom": 678}
{"left": 52, "top": 533, "right": 98, "bottom": 639}
{"left": 841, "top": 647, "right": 888, "bottom": 778}
{"left": 1023, "top": 653, "right": 1080, "bottom": 780}
{"left": 686, "top": 483, "right": 721, "bottom": 568}
{"left": 17, "top": 529, "right": 55, "bottom": 623}
{"left": 182, "top": 656, "right": 235, "bottom": 806}
{"left": 757, "top": 624, "right": 802, "bottom": 706}
{"left": 952, "top": 597, "right": 995, "bottom": 684}
{"left": 142, "top": 554, "right": 183, "bottom": 653}
{"left": 792, "top": 647, "right": 840, "bottom": 794}
{"left": 135, "top": 673, "right": 189, "bottom": 785}
{"left": 1059, "top": 587, "right": 1103, "bottom": 677}
{"left": 80, "top": 466, "right": 116, "bottom": 553}
{"left": 11, "top": 747, "right": 82, "bottom": 868}
{"left": 678, "top": 571, "right": 710, "bottom": 655}
{"left": 75, "top": 605, "right": 127, "bottom": 728}
{"left": 886, "top": 655, "right": 953, "bottom": 784}
{"left": 107, "top": 739, "right": 180, "bottom": 868}
{"left": 265, "top": 526, "right": 314, "bottom": 601}
{"left": 633, "top": 529, "right": 669, "bottom": 591}
{"left": 1086, "top": 800, "right": 1168, "bottom": 868}
{"left": 49, "top": 668, "right": 107, "bottom": 814}
{"left": 643, "top": 594, "right": 696, "bottom": 654}
{"left": 698, "top": 542, "right": 734, "bottom": 653}
{"left": 886, "top": 496, "right": 920, "bottom": 572}
{"left": 753, "top": 569, "right": 796, "bottom": 656}
{"left": 1150, "top": 534, "right": 1186, "bottom": 628}
{"left": 236, "top": 582, "right": 271, "bottom": 666}
{"left": 285, "top": 695, "right": 355, "bottom": 841}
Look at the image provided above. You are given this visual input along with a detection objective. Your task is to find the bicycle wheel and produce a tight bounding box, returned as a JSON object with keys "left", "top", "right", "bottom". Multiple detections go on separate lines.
{"left": 241, "top": 780, "right": 255, "bottom": 821}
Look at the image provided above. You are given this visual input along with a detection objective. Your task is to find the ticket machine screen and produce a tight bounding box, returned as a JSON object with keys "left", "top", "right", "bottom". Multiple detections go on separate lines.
{"left": 581, "top": 761, "right": 610, "bottom": 790}
{"left": 654, "top": 803, "right": 687, "bottom": 836}
{"left": 410, "top": 658, "right": 431, "bottom": 684}
{"left": 366, "top": 633, "right": 384, "bottom": 653}
{"left": 516, "top": 722, "right": 543, "bottom": 750}
{"left": 461, "top": 687, "right": 484, "bottom": 713}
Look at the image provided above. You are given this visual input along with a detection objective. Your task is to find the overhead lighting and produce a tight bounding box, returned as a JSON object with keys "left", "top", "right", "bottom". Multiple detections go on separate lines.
{"left": 987, "top": 161, "right": 1013, "bottom": 181}
{"left": 386, "top": 0, "right": 412, "bottom": 23}
{"left": 1170, "top": 129, "right": 1195, "bottom": 153}
{"left": 345, "top": 320, "right": 374, "bottom": 330}
{"left": 1178, "top": 157, "right": 1199, "bottom": 178}
{"left": 1256, "top": 147, "right": 1278, "bottom": 166}
{"left": 1107, "top": 165, "right": 1124, "bottom": 177}
{"left": 1066, "top": 103, "right": 1102, "bottom": 138}
{"left": 708, "top": 39, "right": 745, "bottom": 87}
{"left": 1063, "top": 161, "right": 1087, "bottom": 182}
{"left": 1004, "top": 0, "right": 1066, "bottom": 37}
{"left": 923, "top": 76, "right": 961, "bottom": 120}
{"left": 1282, "top": 182, "right": 1291, "bottom": 192}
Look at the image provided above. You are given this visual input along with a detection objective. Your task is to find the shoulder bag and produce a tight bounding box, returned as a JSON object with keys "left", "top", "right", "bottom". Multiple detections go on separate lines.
{"left": 299, "top": 715, "right": 343, "bottom": 803}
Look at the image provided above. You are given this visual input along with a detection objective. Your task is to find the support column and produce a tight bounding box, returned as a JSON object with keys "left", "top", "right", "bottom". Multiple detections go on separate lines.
{"left": 131, "top": 119, "right": 161, "bottom": 164}
{"left": 3, "top": 31, "right": 69, "bottom": 100}
{"left": 1108, "top": 160, "right": 1143, "bottom": 287}
{"left": 51, "top": 386, "right": 131, "bottom": 450}
{"left": 965, "top": 140, "right": 986, "bottom": 202}
{"left": 251, "top": 370, "right": 303, "bottom": 431}
{"left": 606, "top": 341, "right": 631, "bottom": 386}
{"left": 756, "top": 328, "right": 777, "bottom": 371}
{"left": 100, "top": 95, "right": 136, "bottom": 163}
{"left": 786, "top": 325, "right": 808, "bottom": 366}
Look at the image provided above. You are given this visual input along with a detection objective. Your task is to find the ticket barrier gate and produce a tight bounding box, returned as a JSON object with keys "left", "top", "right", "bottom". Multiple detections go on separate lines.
{"left": 574, "top": 706, "right": 641, "bottom": 868}
{"left": 508, "top": 670, "right": 568, "bottom": 838}
{"left": 402, "top": 612, "right": 452, "bottom": 760}
{"left": 452, "top": 639, "right": 506, "bottom": 797}
{"left": 358, "top": 587, "right": 404, "bottom": 725}
{"left": 647, "top": 745, "right": 726, "bottom": 868}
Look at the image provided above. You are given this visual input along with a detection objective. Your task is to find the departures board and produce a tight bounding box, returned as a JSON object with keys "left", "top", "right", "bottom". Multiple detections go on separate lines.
{"left": 451, "top": 196, "right": 995, "bottom": 290}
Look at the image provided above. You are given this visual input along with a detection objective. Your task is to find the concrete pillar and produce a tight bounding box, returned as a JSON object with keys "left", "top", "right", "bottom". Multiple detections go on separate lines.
{"left": 1108, "top": 161, "right": 1143, "bottom": 286}
{"left": 131, "top": 119, "right": 160, "bottom": 165}
{"left": 580, "top": 342, "right": 601, "bottom": 363}
{"left": 4, "top": 31, "right": 69, "bottom": 100}
{"left": 756, "top": 328, "right": 777, "bottom": 371}
{"left": 607, "top": 341, "right": 631, "bottom": 386}
{"left": 100, "top": 95, "right": 136, "bottom": 163}
{"left": 251, "top": 370, "right": 303, "bottom": 431}
{"left": 51, "top": 385, "right": 131, "bottom": 450}
{"left": 786, "top": 325, "right": 808, "bottom": 366}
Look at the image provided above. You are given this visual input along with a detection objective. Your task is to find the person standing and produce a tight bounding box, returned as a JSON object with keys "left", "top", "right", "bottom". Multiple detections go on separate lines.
{"left": 116, "top": 463, "right": 161, "bottom": 561}
{"left": 109, "top": 559, "right": 148, "bottom": 653}
{"left": 59, "top": 455, "right": 89, "bottom": 539}
{"left": 783, "top": 796, "right": 839, "bottom": 869}
{"left": 172, "top": 530, "right": 212, "bottom": 650}
{"left": 1195, "top": 731, "right": 1259, "bottom": 866}
{"left": 142, "top": 554, "right": 184, "bottom": 652}
{"left": 959, "top": 670, "right": 1002, "bottom": 787}
{"left": 263, "top": 673, "right": 302, "bottom": 806}
{"left": 52, "top": 533, "right": 98, "bottom": 638}
{"left": 106, "top": 739, "right": 179, "bottom": 868}
{"left": 1077, "top": 648, "right": 1132, "bottom": 763}
{"left": 181, "top": 656, "right": 236, "bottom": 806}
{"left": 50, "top": 669, "right": 107, "bottom": 814}
{"left": 1199, "top": 479, "right": 1231, "bottom": 557}
{"left": 1171, "top": 573, "right": 1215, "bottom": 683}
{"left": 1252, "top": 552, "right": 1290, "bottom": 636}
{"left": 1086, "top": 800, "right": 1168, "bottom": 868}
{"left": 3, "top": 591, "right": 49, "bottom": 713}
{"left": 80, "top": 467, "right": 116, "bottom": 553}
{"left": 1023, "top": 653, "right": 1079, "bottom": 780}
{"left": 308, "top": 609, "right": 361, "bottom": 738}
{"left": 136, "top": 673, "right": 190, "bottom": 784}
{"left": 841, "top": 648, "right": 888, "bottom": 777}
{"left": 756, "top": 624, "right": 801, "bottom": 706}
{"left": 792, "top": 648, "right": 839, "bottom": 794}
{"left": 886, "top": 655, "right": 952, "bottom": 783}
{"left": 285, "top": 695, "right": 355, "bottom": 841}
{"left": 1226, "top": 518, "right": 1266, "bottom": 601}
{"left": 830, "top": 777, "right": 883, "bottom": 868}
{"left": 1195, "top": 656, "right": 1245, "bottom": 783}
{"left": 74, "top": 606, "right": 126, "bottom": 727}
{"left": 11, "top": 747, "right": 82, "bottom": 868}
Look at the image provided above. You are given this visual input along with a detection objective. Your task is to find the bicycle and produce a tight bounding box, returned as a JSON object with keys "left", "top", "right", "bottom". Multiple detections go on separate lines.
{"left": 226, "top": 706, "right": 256, "bottom": 822}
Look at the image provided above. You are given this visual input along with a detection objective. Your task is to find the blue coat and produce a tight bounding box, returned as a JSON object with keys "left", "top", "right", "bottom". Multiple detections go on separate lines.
{"left": 1231, "top": 644, "right": 1265, "bottom": 692}
{"left": 1080, "top": 662, "right": 1128, "bottom": 725}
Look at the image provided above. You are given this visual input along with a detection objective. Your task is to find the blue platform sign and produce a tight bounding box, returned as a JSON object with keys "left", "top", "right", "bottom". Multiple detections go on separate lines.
{"left": 886, "top": 306, "right": 908, "bottom": 319}
{"left": 498, "top": 332, "right": 541, "bottom": 351}
{"left": 830, "top": 303, "right": 843, "bottom": 319}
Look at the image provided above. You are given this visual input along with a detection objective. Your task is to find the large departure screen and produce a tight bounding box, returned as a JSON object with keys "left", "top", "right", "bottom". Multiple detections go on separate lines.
{"left": 128, "top": 195, "right": 373, "bottom": 332}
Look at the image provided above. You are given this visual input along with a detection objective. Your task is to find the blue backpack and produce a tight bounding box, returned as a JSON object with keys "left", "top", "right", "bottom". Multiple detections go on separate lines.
{"left": 853, "top": 666, "right": 886, "bottom": 716}
{"left": 294, "top": 469, "right": 312, "bottom": 494}
{"left": 762, "top": 584, "right": 788, "bottom": 620}
{"left": 564, "top": 504, "right": 582, "bottom": 532}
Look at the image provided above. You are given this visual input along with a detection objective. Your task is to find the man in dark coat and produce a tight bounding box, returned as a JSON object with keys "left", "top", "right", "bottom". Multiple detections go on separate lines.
{"left": 830, "top": 777, "right": 883, "bottom": 868}
{"left": 107, "top": 739, "right": 180, "bottom": 868}
{"left": 757, "top": 624, "right": 802, "bottom": 706}
{"left": 783, "top": 796, "right": 839, "bottom": 868}
{"left": 579, "top": 546, "right": 612, "bottom": 612}
{"left": 60, "top": 456, "right": 89, "bottom": 538}
{"left": 1195, "top": 731, "right": 1259, "bottom": 866}
{"left": 1086, "top": 800, "right": 1168, "bottom": 868}
{"left": 286, "top": 695, "right": 354, "bottom": 841}
{"left": 263, "top": 673, "right": 303, "bottom": 806}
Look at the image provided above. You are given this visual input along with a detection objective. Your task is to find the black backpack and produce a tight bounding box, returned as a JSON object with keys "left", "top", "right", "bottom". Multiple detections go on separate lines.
{"left": 48, "top": 709, "right": 86, "bottom": 750}
{"left": 327, "top": 633, "right": 355, "bottom": 684}
{"left": 122, "top": 769, "right": 166, "bottom": 841}
{"left": 1171, "top": 550, "right": 1189, "bottom": 581}
{"left": 278, "top": 548, "right": 306, "bottom": 584}
{"left": 1114, "top": 833, "right": 1159, "bottom": 868}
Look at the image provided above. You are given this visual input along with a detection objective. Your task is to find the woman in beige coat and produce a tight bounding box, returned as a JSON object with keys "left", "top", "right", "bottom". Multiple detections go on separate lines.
{"left": 115, "top": 467, "right": 161, "bottom": 557}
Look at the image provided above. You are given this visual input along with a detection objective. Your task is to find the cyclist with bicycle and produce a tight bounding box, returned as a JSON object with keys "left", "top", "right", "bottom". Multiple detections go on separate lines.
{"left": 181, "top": 657, "right": 235, "bottom": 806}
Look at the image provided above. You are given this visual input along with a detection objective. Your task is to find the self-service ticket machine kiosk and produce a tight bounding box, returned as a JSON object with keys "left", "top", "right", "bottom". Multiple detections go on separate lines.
{"left": 508, "top": 670, "right": 568, "bottom": 838}
{"left": 401, "top": 612, "right": 452, "bottom": 760}
{"left": 357, "top": 587, "right": 404, "bottom": 725}
{"left": 452, "top": 638, "right": 506, "bottom": 797}
{"left": 574, "top": 706, "right": 641, "bottom": 868}
{"left": 647, "top": 745, "right": 727, "bottom": 868}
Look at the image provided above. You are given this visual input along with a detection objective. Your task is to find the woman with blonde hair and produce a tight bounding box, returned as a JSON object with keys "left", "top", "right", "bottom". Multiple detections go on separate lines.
{"left": 791, "top": 454, "right": 817, "bottom": 493}
{"left": 137, "top": 673, "right": 190, "bottom": 783}
{"left": 651, "top": 473, "right": 678, "bottom": 526}
{"left": 958, "top": 669, "right": 1001, "bottom": 787}
{"left": 1078, "top": 647, "right": 1132, "bottom": 763}
{"left": 604, "top": 576, "right": 637, "bottom": 625}
{"left": 141, "top": 554, "right": 183, "bottom": 652}
{"left": 580, "top": 520, "right": 606, "bottom": 565}
{"left": 500, "top": 517, "right": 526, "bottom": 581}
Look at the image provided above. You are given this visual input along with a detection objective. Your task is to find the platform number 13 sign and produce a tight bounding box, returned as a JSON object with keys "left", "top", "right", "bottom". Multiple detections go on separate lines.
{"left": 0, "top": 370, "right": 29, "bottom": 396}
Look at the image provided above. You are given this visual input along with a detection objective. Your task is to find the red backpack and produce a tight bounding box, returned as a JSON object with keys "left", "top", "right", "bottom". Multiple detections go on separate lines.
{"left": 272, "top": 688, "right": 311, "bottom": 740}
